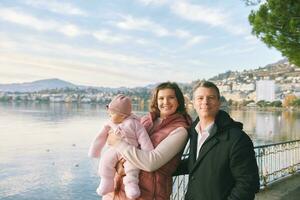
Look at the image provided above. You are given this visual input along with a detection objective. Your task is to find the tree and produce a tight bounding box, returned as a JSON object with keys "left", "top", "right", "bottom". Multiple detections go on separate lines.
{"left": 248, "top": 0, "right": 300, "bottom": 66}
{"left": 270, "top": 100, "right": 282, "bottom": 107}
{"left": 292, "top": 98, "right": 300, "bottom": 107}
{"left": 283, "top": 94, "right": 297, "bottom": 107}
{"left": 256, "top": 100, "right": 267, "bottom": 107}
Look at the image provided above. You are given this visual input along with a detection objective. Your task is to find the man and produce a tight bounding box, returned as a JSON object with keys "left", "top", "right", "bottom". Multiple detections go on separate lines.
{"left": 175, "top": 81, "right": 260, "bottom": 200}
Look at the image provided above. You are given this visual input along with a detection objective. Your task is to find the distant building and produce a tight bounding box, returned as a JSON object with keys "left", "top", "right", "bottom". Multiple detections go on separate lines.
{"left": 256, "top": 80, "right": 275, "bottom": 102}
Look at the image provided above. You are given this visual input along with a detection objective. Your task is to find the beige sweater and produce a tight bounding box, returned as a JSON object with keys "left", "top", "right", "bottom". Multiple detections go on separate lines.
{"left": 112, "top": 126, "right": 188, "bottom": 172}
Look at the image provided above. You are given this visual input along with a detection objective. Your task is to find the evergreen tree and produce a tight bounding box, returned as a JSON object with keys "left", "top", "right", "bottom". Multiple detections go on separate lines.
{"left": 249, "top": 0, "right": 300, "bottom": 66}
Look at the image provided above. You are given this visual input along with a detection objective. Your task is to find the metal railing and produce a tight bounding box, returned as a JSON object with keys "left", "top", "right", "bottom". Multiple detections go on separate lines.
{"left": 171, "top": 139, "right": 300, "bottom": 200}
{"left": 255, "top": 140, "right": 300, "bottom": 187}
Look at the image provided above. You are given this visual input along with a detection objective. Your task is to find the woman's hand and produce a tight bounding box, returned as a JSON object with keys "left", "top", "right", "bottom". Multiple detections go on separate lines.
{"left": 114, "top": 158, "right": 126, "bottom": 191}
{"left": 115, "top": 158, "right": 126, "bottom": 176}
{"left": 107, "top": 131, "right": 122, "bottom": 146}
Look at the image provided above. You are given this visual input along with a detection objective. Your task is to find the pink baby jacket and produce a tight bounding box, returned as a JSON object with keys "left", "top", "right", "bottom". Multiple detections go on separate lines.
{"left": 88, "top": 114, "right": 153, "bottom": 158}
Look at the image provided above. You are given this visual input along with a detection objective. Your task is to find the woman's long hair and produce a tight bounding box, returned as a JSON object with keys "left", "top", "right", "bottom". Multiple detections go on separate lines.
{"left": 149, "top": 82, "right": 189, "bottom": 117}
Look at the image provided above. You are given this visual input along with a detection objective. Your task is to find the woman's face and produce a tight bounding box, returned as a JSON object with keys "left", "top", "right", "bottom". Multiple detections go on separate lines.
{"left": 157, "top": 88, "right": 179, "bottom": 119}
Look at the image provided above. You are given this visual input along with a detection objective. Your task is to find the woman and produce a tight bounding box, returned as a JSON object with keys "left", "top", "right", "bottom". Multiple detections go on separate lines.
{"left": 104, "top": 82, "right": 191, "bottom": 200}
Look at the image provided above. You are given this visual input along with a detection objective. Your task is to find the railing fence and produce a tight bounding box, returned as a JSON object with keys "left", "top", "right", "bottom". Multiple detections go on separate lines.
{"left": 171, "top": 139, "right": 300, "bottom": 200}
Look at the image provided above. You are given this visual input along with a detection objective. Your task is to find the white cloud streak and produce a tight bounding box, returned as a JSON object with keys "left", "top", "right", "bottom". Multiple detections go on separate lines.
{"left": 92, "top": 30, "right": 130, "bottom": 44}
{"left": 59, "top": 24, "right": 83, "bottom": 37}
{"left": 0, "top": 6, "right": 209, "bottom": 47}
{"left": 116, "top": 15, "right": 170, "bottom": 37}
{"left": 0, "top": 8, "right": 158, "bottom": 46}
{"left": 0, "top": 8, "right": 57, "bottom": 31}
{"left": 185, "top": 35, "right": 207, "bottom": 47}
{"left": 136, "top": 0, "right": 249, "bottom": 36}
{"left": 116, "top": 15, "right": 207, "bottom": 46}
{"left": 24, "top": 0, "right": 87, "bottom": 16}
{"left": 0, "top": 33, "right": 201, "bottom": 86}
{"left": 170, "top": 2, "right": 248, "bottom": 35}
{"left": 0, "top": 8, "right": 83, "bottom": 37}
{"left": 137, "top": 0, "right": 171, "bottom": 6}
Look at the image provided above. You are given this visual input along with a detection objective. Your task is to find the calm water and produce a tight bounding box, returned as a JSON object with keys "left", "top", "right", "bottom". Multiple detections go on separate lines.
{"left": 0, "top": 102, "right": 299, "bottom": 199}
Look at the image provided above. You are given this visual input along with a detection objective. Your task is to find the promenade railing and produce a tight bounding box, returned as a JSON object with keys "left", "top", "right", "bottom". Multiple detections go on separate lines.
{"left": 171, "top": 139, "right": 300, "bottom": 200}
{"left": 255, "top": 139, "right": 300, "bottom": 187}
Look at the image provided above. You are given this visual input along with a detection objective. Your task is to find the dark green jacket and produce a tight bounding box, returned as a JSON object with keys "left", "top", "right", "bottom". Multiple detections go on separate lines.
{"left": 175, "top": 110, "right": 260, "bottom": 200}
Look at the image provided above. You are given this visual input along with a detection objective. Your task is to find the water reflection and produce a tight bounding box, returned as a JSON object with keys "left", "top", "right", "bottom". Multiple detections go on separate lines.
{"left": 229, "top": 109, "right": 300, "bottom": 145}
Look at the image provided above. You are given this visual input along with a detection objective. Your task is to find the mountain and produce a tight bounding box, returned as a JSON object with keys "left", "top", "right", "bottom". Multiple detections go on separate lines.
{"left": 0, "top": 78, "right": 78, "bottom": 92}
{"left": 0, "top": 78, "right": 154, "bottom": 93}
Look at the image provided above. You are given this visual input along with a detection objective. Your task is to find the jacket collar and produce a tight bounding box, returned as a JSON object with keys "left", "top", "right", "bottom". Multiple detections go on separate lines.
{"left": 215, "top": 110, "right": 243, "bottom": 134}
{"left": 192, "top": 110, "right": 243, "bottom": 137}
{"left": 189, "top": 110, "right": 244, "bottom": 173}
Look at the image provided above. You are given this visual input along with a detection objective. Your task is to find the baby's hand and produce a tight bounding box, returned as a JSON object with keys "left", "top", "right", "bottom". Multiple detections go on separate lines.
{"left": 104, "top": 124, "right": 111, "bottom": 131}
{"left": 108, "top": 128, "right": 114, "bottom": 135}
{"left": 107, "top": 131, "right": 122, "bottom": 146}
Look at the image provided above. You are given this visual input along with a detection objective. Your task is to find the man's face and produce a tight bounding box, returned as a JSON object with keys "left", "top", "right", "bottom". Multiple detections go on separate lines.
{"left": 193, "top": 87, "right": 220, "bottom": 120}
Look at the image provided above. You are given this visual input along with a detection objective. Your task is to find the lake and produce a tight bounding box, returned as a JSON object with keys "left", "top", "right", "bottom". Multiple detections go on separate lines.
{"left": 0, "top": 102, "right": 299, "bottom": 199}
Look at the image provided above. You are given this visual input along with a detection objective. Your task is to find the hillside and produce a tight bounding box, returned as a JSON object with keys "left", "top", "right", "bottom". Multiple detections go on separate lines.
{"left": 210, "top": 58, "right": 299, "bottom": 83}
{"left": 0, "top": 78, "right": 78, "bottom": 92}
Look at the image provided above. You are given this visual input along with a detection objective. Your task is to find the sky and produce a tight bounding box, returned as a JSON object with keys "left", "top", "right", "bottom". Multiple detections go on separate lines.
{"left": 0, "top": 0, "right": 283, "bottom": 88}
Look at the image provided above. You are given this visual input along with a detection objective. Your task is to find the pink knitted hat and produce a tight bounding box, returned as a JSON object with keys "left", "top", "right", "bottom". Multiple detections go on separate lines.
{"left": 107, "top": 94, "right": 132, "bottom": 116}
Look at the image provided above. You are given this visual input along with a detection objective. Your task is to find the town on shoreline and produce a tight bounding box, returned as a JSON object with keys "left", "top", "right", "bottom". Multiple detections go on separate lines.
{"left": 1, "top": 59, "right": 300, "bottom": 111}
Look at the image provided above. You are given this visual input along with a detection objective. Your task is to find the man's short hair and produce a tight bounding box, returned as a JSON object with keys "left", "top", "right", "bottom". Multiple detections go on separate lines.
{"left": 193, "top": 81, "right": 220, "bottom": 100}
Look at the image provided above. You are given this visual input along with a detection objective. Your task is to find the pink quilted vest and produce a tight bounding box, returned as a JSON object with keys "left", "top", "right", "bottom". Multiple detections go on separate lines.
{"left": 113, "top": 112, "right": 191, "bottom": 200}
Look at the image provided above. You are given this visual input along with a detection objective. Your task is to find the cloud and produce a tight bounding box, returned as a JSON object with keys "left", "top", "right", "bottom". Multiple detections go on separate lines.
{"left": 59, "top": 24, "right": 83, "bottom": 37}
{"left": 0, "top": 8, "right": 83, "bottom": 37}
{"left": 0, "top": 7, "right": 57, "bottom": 31}
{"left": 0, "top": 8, "right": 202, "bottom": 45}
{"left": 0, "top": 33, "right": 202, "bottom": 87}
{"left": 115, "top": 15, "right": 207, "bottom": 46}
{"left": 0, "top": 8, "right": 156, "bottom": 45}
{"left": 197, "top": 44, "right": 255, "bottom": 56}
{"left": 1, "top": 9, "right": 147, "bottom": 46}
{"left": 221, "top": 47, "right": 256, "bottom": 55}
{"left": 185, "top": 59, "right": 206, "bottom": 66}
{"left": 244, "top": 35, "right": 259, "bottom": 45}
{"left": 116, "top": 15, "right": 170, "bottom": 37}
{"left": 0, "top": 52, "right": 155, "bottom": 87}
{"left": 185, "top": 35, "right": 207, "bottom": 47}
{"left": 170, "top": 2, "right": 248, "bottom": 35}
{"left": 171, "top": 2, "right": 226, "bottom": 26}
{"left": 0, "top": 35, "right": 18, "bottom": 49}
{"left": 0, "top": 33, "right": 154, "bottom": 71}
{"left": 136, "top": 0, "right": 248, "bottom": 36}
{"left": 174, "top": 29, "right": 192, "bottom": 38}
{"left": 137, "top": 0, "right": 171, "bottom": 6}
{"left": 24, "top": 0, "right": 87, "bottom": 16}
{"left": 92, "top": 30, "right": 130, "bottom": 44}
{"left": 197, "top": 45, "right": 229, "bottom": 54}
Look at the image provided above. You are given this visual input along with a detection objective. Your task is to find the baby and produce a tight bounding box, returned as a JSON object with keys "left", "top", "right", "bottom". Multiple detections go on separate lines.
{"left": 88, "top": 94, "right": 153, "bottom": 199}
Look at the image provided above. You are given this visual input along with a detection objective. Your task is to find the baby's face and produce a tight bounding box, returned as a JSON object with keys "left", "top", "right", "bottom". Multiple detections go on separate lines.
{"left": 108, "top": 110, "right": 125, "bottom": 124}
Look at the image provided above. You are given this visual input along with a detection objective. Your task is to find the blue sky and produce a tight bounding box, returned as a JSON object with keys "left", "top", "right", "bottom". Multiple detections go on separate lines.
{"left": 0, "top": 0, "right": 283, "bottom": 87}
